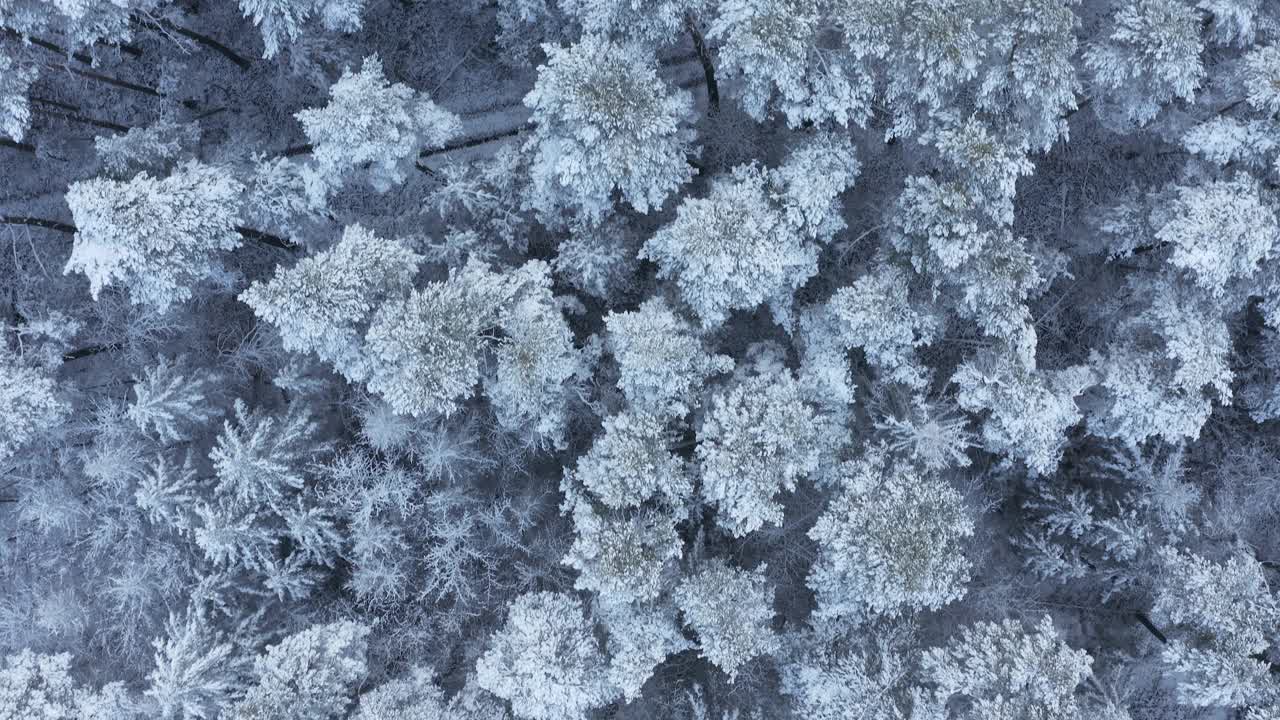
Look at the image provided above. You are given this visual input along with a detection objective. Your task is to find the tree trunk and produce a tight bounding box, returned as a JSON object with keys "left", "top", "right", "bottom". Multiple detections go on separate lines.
{"left": 0, "top": 216, "right": 77, "bottom": 234}
{"left": 684, "top": 13, "right": 719, "bottom": 112}
{"left": 137, "top": 17, "right": 252, "bottom": 71}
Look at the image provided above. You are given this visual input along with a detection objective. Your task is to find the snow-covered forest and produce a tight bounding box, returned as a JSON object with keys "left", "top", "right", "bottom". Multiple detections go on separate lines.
{"left": 3, "top": 0, "right": 1280, "bottom": 718}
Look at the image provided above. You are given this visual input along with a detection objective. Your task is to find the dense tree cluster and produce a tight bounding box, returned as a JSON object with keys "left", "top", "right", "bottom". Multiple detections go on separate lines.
{"left": 4, "top": 1, "right": 1280, "bottom": 719}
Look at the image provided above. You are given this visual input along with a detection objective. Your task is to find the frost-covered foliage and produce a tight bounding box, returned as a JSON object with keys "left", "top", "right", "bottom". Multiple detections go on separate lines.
{"left": 598, "top": 601, "right": 691, "bottom": 701}
{"left": 1084, "top": 0, "right": 1205, "bottom": 128}
{"left": 559, "top": 0, "right": 702, "bottom": 41}
{"left": 524, "top": 34, "right": 697, "bottom": 220}
{"left": 711, "top": 0, "right": 874, "bottom": 127}
{"left": 0, "top": 355, "right": 68, "bottom": 463}
{"left": 1, "top": 650, "right": 140, "bottom": 720}
{"left": 241, "top": 224, "right": 421, "bottom": 378}
{"left": 230, "top": 621, "right": 369, "bottom": 720}
{"left": 476, "top": 592, "right": 618, "bottom": 720}
{"left": 485, "top": 282, "right": 591, "bottom": 448}
{"left": 920, "top": 616, "right": 1094, "bottom": 720}
{"left": 94, "top": 120, "right": 199, "bottom": 178}
{"left": 297, "top": 55, "right": 461, "bottom": 192}
{"left": 642, "top": 135, "right": 858, "bottom": 328}
{"left": 0, "top": 54, "right": 36, "bottom": 142}
{"left": 1152, "top": 176, "right": 1277, "bottom": 295}
{"left": 362, "top": 259, "right": 569, "bottom": 419}
{"left": 779, "top": 623, "right": 918, "bottom": 720}
{"left": 240, "top": 0, "right": 369, "bottom": 58}
{"left": 569, "top": 408, "right": 690, "bottom": 508}
{"left": 822, "top": 264, "right": 940, "bottom": 389}
{"left": 563, "top": 500, "right": 681, "bottom": 602}
{"left": 1153, "top": 548, "right": 1280, "bottom": 708}
{"left": 128, "top": 356, "right": 220, "bottom": 442}
{"left": 674, "top": 561, "right": 779, "bottom": 680}
{"left": 697, "top": 363, "right": 825, "bottom": 536}
{"left": 604, "top": 298, "right": 733, "bottom": 415}
{"left": 953, "top": 351, "right": 1093, "bottom": 475}
{"left": 808, "top": 446, "right": 974, "bottom": 620}
{"left": 14, "top": 1, "right": 1280, "bottom": 718}
{"left": 146, "top": 614, "right": 244, "bottom": 720}
{"left": 63, "top": 161, "right": 244, "bottom": 309}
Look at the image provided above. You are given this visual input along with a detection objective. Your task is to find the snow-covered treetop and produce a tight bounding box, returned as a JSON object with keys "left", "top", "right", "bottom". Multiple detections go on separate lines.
{"left": 476, "top": 592, "right": 618, "bottom": 720}
{"left": 240, "top": 224, "right": 423, "bottom": 381}
{"left": 64, "top": 161, "right": 244, "bottom": 309}
{"left": 808, "top": 446, "right": 974, "bottom": 620}
{"left": 524, "top": 34, "right": 697, "bottom": 220}
{"left": 674, "top": 561, "right": 780, "bottom": 681}
{"left": 296, "top": 55, "right": 462, "bottom": 192}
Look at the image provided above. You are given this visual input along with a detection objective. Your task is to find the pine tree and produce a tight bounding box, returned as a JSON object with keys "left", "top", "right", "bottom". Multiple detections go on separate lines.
{"left": 63, "top": 161, "right": 245, "bottom": 309}
{"left": 641, "top": 136, "right": 858, "bottom": 329}
{"left": 563, "top": 500, "right": 682, "bottom": 603}
{"left": 673, "top": 561, "right": 779, "bottom": 680}
{"left": 1153, "top": 547, "right": 1280, "bottom": 708}
{"left": 239, "top": 0, "right": 369, "bottom": 58}
{"left": 0, "top": 650, "right": 77, "bottom": 720}
{"left": 559, "top": 0, "right": 705, "bottom": 42}
{"left": 821, "top": 264, "right": 941, "bottom": 390}
{"left": 838, "top": 0, "right": 989, "bottom": 139}
{"left": 569, "top": 409, "right": 691, "bottom": 509}
{"left": 240, "top": 224, "right": 423, "bottom": 381}
{"left": 974, "top": 0, "right": 1082, "bottom": 151}
{"left": 128, "top": 356, "right": 220, "bottom": 443}
{"left": 920, "top": 616, "right": 1094, "bottom": 720}
{"left": 808, "top": 446, "right": 974, "bottom": 620}
{"left": 296, "top": 55, "right": 462, "bottom": 192}
{"left": 1152, "top": 176, "right": 1277, "bottom": 296}
{"left": 603, "top": 298, "right": 734, "bottom": 416}
{"left": 697, "top": 364, "right": 827, "bottom": 536}
{"left": 523, "top": 34, "right": 697, "bottom": 221}
{"left": 779, "top": 621, "right": 918, "bottom": 720}
{"left": 711, "top": 0, "right": 875, "bottom": 127}
{"left": 230, "top": 621, "right": 370, "bottom": 720}
{"left": 0, "top": 54, "right": 36, "bottom": 142}
{"left": 352, "top": 666, "right": 450, "bottom": 720}
{"left": 597, "top": 601, "right": 692, "bottom": 702}
{"left": 1083, "top": 0, "right": 1205, "bottom": 128}
{"left": 1243, "top": 46, "right": 1280, "bottom": 116}
{"left": 94, "top": 119, "right": 200, "bottom": 179}
{"left": 953, "top": 350, "right": 1093, "bottom": 475}
{"left": 475, "top": 592, "right": 618, "bottom": 720}
{"left": 0, "top": 355, "right": 68, "bottom": 463}
{"left": 361, "top": 259, "right": 539, "bottom": 418}
{"left": 0, "top": 0, "right": 153, "bottom": 48}
{"left": 145, "top": 613, "right": 246, "bottom": 720}
{"left": 1088, "top": 276, "right": 1233, "bottom": 446}
{"left": 641, "top": 164, "right": 809, "bottom": 328}
{"left": 485, "top": 282, "right": 591, "bottom": 449}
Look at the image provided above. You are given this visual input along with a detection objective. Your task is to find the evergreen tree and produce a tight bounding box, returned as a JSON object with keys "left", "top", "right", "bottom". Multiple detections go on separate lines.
{"left": 240, "top": 224, "right": 423, "bottom": 381}
{"left": 63, "top": 161, "right": 244, "bottom": 309}
{"left": 475, "top": 592, "right": 618, "bottom": 720}
{"left": 920, "top": 616, "right": 1094, "bottom": 720}
{"left": 296, "top": 55, "right": 462, "bottom": 192}
{"left": 673, "top": 561, "right": 779, "bottom": 680}
{"left": 808, "top": 446, "right": 974, "bottom": 620}
{"left": 603, "top": 298, "right": 733, "bottom": 416}
{"left": 229, "top": 621, "right": 370, "bottom": 720}
{"left": 523, "top": 34, "right": 697, "bottom": 220}
{"left": 697, "top": 363, "right": 826, "bottom": 536}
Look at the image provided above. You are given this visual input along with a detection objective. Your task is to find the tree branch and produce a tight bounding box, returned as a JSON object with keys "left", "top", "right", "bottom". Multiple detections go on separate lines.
{"left": 136, "top": 16, "right": 252, "bottom": 71}
{"left": 0, "top": 216, "right": 77, "bottom": 234}
{"left": 236, "top": 226, "right": 297, "bottom": 251}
